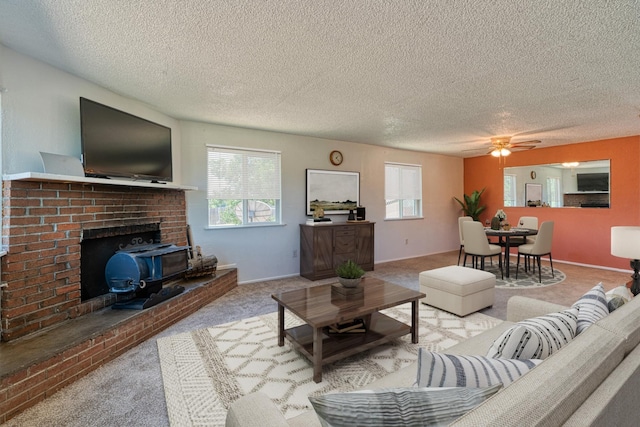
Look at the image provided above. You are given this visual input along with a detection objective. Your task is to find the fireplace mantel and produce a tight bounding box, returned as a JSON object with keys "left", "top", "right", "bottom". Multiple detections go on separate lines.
{"left": 3, "top": 172, "right": 197, "bottom": 191}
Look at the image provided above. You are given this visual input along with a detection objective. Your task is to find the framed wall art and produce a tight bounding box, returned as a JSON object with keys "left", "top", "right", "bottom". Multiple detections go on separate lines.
{"left": 525, "top": 182, "right": 543, "bottom": 206}
{"left": 306, "top": 169, "right": 359, "bottom": 215}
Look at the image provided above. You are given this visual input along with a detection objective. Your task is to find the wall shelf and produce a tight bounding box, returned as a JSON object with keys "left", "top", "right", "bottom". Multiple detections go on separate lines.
{"left": 2, "top": 172, "right": 197, "bottom": 191}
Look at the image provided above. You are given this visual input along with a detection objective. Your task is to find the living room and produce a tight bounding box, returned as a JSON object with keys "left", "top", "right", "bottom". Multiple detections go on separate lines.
{"left": 1, "top": 1, "right": 640, "bottom": 425}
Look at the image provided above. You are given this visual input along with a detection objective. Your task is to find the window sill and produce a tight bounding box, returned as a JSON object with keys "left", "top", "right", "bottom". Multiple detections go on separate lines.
{"left": 384, "top": 217, "right": 424, "bottom": 221}
{"left": 205, "top": 223, "right": 286, "bottom": 230}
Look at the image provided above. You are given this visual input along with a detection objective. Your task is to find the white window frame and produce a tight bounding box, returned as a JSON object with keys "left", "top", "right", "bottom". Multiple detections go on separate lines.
{"left": 384, "top": 162, "right": 423, "bottom": 220}
{"left": 504, "top": 174, "right": 517, "bottom": 206}
{"left": 206, "top": 145, "right": 282, "bottom": 227}
{"left": 546, "top": 177, "right": 562, "bottom": 207}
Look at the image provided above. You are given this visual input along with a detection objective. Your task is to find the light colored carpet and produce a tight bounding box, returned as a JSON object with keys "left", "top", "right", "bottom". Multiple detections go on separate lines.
{"left": 157, "top": 303, "right": 501, "bottom": 426}
{"left": 1, "top": 251, "right": 629, "bottom": 427}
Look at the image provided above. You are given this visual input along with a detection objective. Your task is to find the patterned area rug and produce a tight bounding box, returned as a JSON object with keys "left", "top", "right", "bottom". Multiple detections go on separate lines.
{"left": 484, "top": 263, "right": 566, "bottom": 288}
{"left": 157, "top": 303, "right": 501, "bottom": 426}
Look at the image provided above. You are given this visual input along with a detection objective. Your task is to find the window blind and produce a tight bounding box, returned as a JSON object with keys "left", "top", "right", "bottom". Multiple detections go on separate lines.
{"left": 207, "top": 146, "right": 281, "bottom": 200}
{"left": 385, "top": 163, "right": 422, "bottom": 200}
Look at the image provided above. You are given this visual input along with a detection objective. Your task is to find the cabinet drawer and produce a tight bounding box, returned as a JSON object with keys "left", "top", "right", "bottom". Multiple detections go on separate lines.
{"left": 335, "top": 227, "right": 355, "bottom": 237}
{"left": 335, "top": 236, "right": 356, "bottom": 254}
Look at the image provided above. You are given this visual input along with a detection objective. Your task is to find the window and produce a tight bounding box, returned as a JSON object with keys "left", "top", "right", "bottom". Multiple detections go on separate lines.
{"left": 546, "top": 177, "right": 562, "bottom": 207}
{"left": 207, "top": 145, "right": 281, "bottom": 227}
{"left": 384, "top": 162, "right": 422, "bottom": 219}
{"left": 504, "top": 174, "right": 517, "bottom": 206}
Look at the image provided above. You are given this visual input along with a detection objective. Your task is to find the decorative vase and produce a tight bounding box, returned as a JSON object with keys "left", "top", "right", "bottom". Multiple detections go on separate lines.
{"left": 490, "top": 217, "right": 501, "bottom": 230}
{"left": 338, "top": 277, "right": 362, "bottom": 288}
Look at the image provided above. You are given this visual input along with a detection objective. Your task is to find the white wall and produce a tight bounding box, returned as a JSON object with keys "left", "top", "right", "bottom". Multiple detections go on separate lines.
{"left": 181, "top": 121, "right": 464, "bottom": 282}
{"left": 0, "top": 46, "right": 182, "bottom": 179}
{"left": 1, "top": 45, "right": 464, "bottom": 284}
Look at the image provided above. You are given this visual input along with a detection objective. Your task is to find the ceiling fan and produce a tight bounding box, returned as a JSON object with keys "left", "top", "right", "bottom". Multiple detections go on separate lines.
{"left": 487, "top": 136, "right": 541, "bottom": 157}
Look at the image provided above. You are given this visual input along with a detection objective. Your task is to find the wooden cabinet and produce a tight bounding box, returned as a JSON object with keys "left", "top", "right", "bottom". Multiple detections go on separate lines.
{"left": 299, "top": 222, "right": 374, "bottom": 280}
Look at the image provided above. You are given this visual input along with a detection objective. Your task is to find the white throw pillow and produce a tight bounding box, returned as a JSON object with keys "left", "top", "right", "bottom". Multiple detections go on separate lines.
{"left": 416, "top": 349, "right": 542, "bottom": 388}
{"left": 572, "top": 283, "right": 609, "bottom": 334}
{"left": 605, "top": 285, "right": 633, "bottom": 302}
{"left": 486, "top": 308, "right": 578, "bottom": 359}
{"left": 309, "top": 385, "right": 502, "bottom": 427}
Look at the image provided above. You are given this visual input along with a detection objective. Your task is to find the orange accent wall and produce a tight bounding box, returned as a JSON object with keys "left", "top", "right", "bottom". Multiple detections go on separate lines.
{"left": 463, "top": 135, "right": 640, "bottom": 270}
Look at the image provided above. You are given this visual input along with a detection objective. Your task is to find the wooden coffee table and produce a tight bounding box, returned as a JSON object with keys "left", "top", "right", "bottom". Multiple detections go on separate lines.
{"left": 272, "top": 277, "right": 425, "bottom": 382}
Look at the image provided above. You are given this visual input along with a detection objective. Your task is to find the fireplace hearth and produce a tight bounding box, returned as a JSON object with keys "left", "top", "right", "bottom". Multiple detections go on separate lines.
{"left": 1, "top": 178, "right": 189, "bottom": 341}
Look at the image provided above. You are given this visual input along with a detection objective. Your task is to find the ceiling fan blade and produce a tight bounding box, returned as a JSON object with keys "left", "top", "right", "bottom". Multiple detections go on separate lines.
{"left": 510, "top": 139, "right": 541, "bottom": 146}
{"left": 511, "top": 145, "right": 538, "bottom": 150}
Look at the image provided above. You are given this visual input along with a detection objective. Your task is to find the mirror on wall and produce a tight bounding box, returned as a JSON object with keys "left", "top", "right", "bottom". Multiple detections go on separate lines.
{"left": 504, "top": 160, "right": 610, "bottom": 208}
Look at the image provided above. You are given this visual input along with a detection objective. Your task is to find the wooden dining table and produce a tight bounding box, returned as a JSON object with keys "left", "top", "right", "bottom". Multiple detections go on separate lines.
{"left": 484, "top": 227, "right": 538, "bottom": 278}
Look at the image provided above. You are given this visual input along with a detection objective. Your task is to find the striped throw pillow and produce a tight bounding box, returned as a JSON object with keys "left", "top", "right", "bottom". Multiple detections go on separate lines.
{"left": 309, "top": 385, "right": 502, "bottom": 427}
{"left": 416, "top": 349, "right": 542, "bottom": 388}
{"left": 486, "top": 308, "right": 578, "bottom": 359}
{"left": 572, "top": 283, "right": 609, "bottom": 334}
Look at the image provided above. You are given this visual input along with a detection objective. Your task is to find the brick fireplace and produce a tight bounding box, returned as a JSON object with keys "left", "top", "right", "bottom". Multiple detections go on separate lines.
{"left": 1, "top": 178, "right": 188, "bottom": 341}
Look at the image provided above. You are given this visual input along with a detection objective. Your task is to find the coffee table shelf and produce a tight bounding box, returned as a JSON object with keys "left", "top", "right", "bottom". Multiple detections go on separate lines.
{"left": 284, "top": 312, "right": 410, "bottom": 365}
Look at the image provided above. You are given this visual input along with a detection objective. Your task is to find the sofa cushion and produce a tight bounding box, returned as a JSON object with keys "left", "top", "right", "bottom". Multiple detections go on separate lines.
{"left": 486, "top": 308, "right": 578, "bottom": 359}
{"left": 309, "top": 385, "right": 502, "bottom": 427}
{"left": 572, "top": 283, "right": 609, "bottom": 334}
{"left": 416, "top": 349, "right": 542, "bottom": 388}
{"left": 605, "top": 285, "right": 633, "bottom": 302}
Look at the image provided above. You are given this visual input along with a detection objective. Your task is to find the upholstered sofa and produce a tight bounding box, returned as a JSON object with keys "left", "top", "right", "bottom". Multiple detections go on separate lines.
{"left": 226, "top": 293, "right": 640, "bottom": 427}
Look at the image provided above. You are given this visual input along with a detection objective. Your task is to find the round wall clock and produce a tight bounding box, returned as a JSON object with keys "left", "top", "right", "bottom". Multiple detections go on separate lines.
{"left": 329, "top": 150, "right": 343, "bottom": 166}
{"left": 530, "top": 171, "right": 537, "bottom": 179}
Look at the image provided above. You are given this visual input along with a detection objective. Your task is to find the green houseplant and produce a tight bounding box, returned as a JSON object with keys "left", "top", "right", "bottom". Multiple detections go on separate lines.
{"left": 454, "top": 188, "right": 486, "bottom": 221}
{"left": 336, "top": 259, "right": 365, "bottom": 288}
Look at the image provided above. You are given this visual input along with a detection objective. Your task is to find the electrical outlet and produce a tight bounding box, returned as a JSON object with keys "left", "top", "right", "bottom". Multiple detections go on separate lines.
{"left": 293, "top": 250, "right": 298, "bottom": 258}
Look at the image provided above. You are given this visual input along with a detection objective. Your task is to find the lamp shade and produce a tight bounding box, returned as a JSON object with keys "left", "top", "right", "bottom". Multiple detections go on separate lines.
{"left": 611, "top": 226, "right": 640, "bottom": 259}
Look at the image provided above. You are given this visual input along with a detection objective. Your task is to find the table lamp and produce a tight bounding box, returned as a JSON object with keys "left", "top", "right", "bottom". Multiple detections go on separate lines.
{"left": 611, "top": 226, "right": 640, "bottom": 295}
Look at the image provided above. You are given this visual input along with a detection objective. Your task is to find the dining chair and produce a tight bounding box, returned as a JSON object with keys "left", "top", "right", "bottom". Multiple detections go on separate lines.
{"left": 457, "top": 216, "right": 473, "bottom": 266}
{"left": 516, "top": 221, "right": 554, "bottom": 282}
{"left": 463, "top": 221, "right": 503, "bottom": 279}
{"left": 509, "top": 216, "right": 539, "bottom": 246}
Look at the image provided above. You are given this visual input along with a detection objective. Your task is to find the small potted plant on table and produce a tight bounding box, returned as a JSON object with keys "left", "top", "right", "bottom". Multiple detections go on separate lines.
{"left": 336, "top": 260, "right": 365, "bottom": 288}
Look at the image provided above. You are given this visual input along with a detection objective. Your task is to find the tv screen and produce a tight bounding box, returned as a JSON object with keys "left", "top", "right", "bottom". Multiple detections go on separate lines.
{"left": 577, "top": 173, "right": 609, "bottom": 192}
{"left": 80, "top": 97, "right": 172, "bottom": 182}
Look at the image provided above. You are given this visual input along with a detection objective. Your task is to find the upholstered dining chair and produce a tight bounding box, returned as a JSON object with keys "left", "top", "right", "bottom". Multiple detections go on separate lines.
{"left": 463, "top": 221, "right": 503, "bottom": 279}
{"left": 508, "top": 216, "right": 539, "bottom": 246}
{"left": 516, "top": 221, "right": 554, "bottom": 282}
{"left": 457, "top": 216, "right": 473, "bottom": 266}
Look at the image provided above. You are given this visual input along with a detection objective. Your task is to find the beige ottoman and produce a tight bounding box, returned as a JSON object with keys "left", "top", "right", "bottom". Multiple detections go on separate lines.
{"left": 419, "top": 265, "right": 495, "bottom": 316}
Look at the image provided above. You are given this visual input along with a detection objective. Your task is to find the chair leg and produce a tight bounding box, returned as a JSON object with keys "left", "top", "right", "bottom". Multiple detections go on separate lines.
{"left": 516, "top": 252, "right": 520, "bottom": 279}
{"left": 458, "top": 245, "right": 463, "bottom": 266}
{"left": 537, "top": 256, "right": 542, "bottom": 282}
{"left": 498, "top": 252, "right": 503, "bottom": 280}
{"left": 549, "top": 254, "right": 554, "bottom": 278}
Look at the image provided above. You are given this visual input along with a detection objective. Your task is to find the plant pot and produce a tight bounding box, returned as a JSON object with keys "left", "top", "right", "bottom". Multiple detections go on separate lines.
{"left": 338, "top": 277, "right": 362, "bottom": 288}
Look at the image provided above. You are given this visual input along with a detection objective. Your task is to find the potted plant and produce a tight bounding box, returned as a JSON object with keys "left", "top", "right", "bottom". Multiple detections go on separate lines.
{"left": 336, "top": 259, "right": 365, "bottom": 288}
{"left": 454, "top": 188, "right": 486, "bottom": 221}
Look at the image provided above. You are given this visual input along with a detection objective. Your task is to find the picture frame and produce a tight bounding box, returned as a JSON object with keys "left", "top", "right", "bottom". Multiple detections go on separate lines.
{"left": 525, "top": 183, "right": 543, "bottom": 206}
{"left": 306, "top": 169, "right": 359, "bottom": 215}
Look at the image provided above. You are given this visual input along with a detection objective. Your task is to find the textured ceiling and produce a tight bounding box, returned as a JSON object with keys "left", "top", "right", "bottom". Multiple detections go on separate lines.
{"left": 0, "top": 0, "right": 639, "bottom": 157}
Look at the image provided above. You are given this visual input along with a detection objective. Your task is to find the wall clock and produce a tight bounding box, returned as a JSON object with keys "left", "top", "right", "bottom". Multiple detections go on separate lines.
{"left": 329, "top": 150, "right": 343, "bottom": 166}
{"left": 530, "top": 171, "right": 537, "bottom": 179}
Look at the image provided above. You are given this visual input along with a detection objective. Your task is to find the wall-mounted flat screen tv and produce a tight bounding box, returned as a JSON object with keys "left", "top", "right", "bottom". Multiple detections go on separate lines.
{"left": 577, "top": 173, "right": 609, "bottom": 192}
{"left": 80, "top": 97, "right": 173, "bottom": 182}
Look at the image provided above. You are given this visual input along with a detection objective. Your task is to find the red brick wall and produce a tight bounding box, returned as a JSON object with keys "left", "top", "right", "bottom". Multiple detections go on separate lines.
{"left": 1, "top": 179, "right": 189, "bottom": 341}
{"left": 0, "top": 269, "right": 237, "bottom": 423}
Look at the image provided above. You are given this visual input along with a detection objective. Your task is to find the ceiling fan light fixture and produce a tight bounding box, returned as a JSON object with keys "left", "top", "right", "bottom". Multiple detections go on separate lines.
{"left": 492, "top": 148, "right": 511, "bottom": 157}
